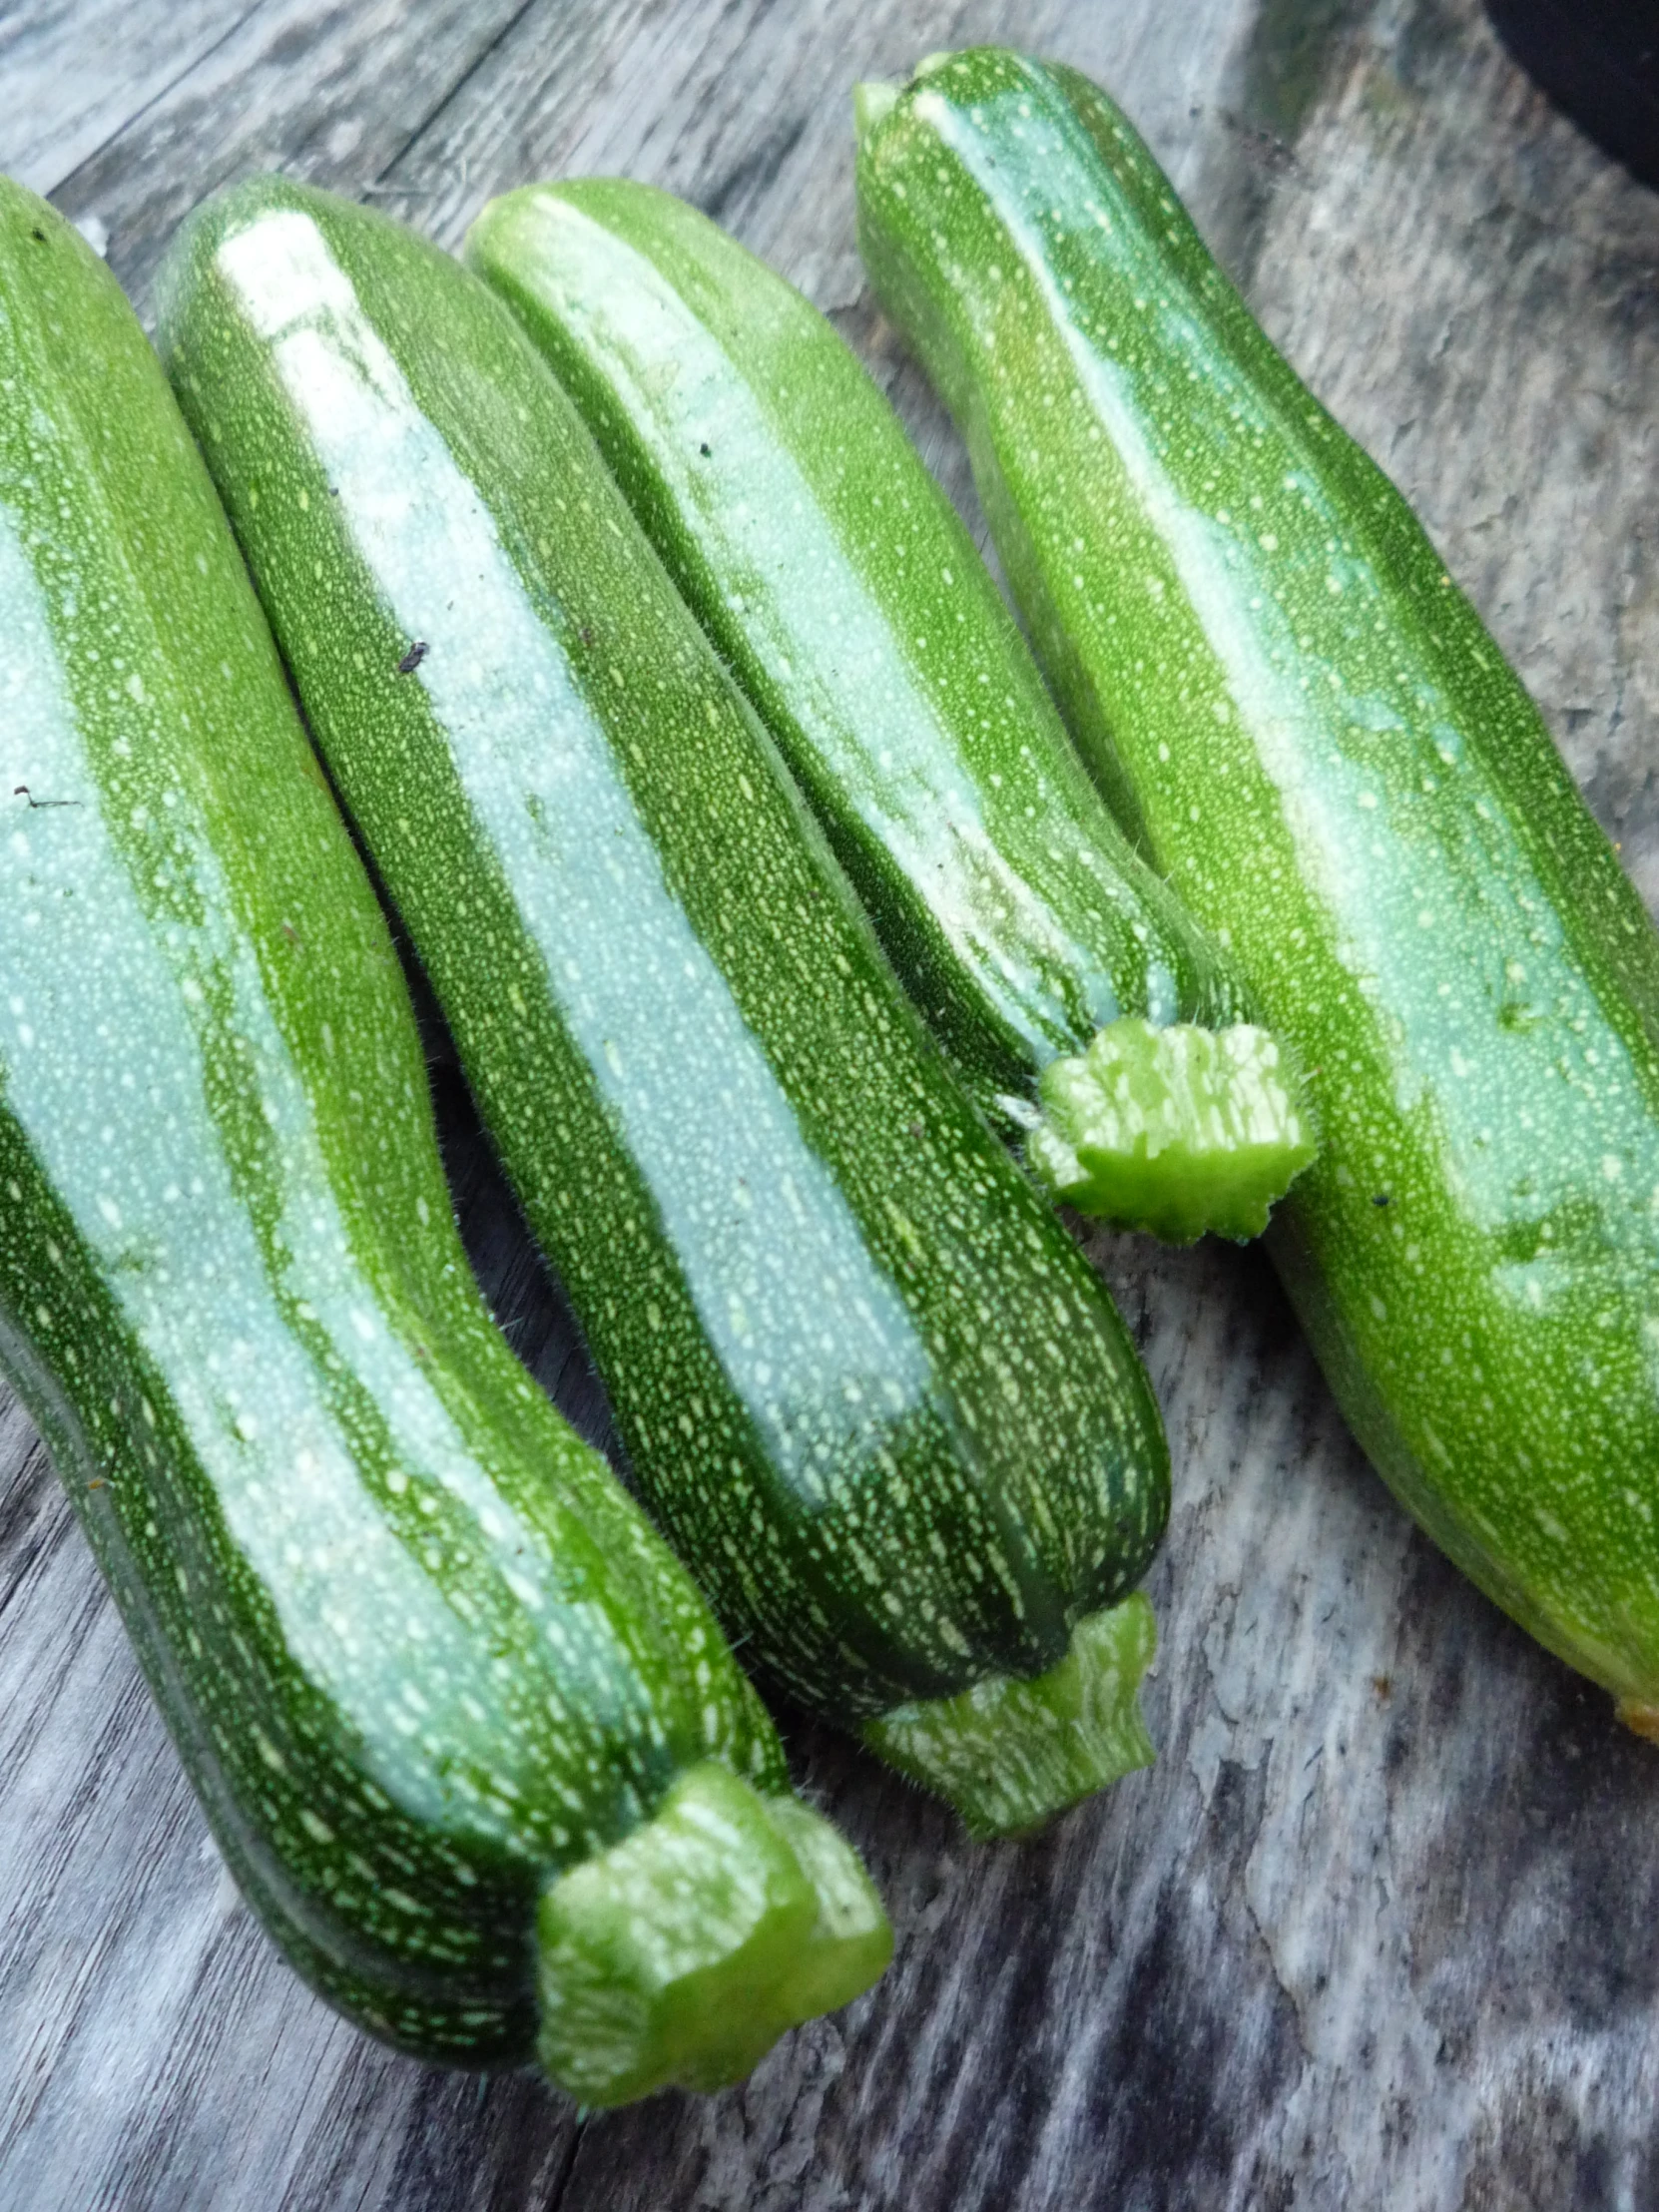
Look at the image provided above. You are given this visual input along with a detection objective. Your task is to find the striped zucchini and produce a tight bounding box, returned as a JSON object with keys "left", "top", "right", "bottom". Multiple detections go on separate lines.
{"left": 855, "top": 50, "right": 1659, "bottom": 1725}
{"left": 464, "top": 178, "right": 1313, "bottom": 1246}
{"left": 0, "top": 177, "right": 888, "bottom": 2105}
{"left": 156, "top": 175, "right": 1170, "bottom": 1838}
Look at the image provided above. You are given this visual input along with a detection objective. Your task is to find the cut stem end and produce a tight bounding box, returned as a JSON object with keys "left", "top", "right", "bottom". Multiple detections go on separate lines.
{"left": 1028, "top": 1016, "right": 1317, "bottom": 1244}
{"left": 535, "top": 1762, "right": 891, "bottom": 2105}
{"left": 852, "top": 80, "right": 900, "bottom": 148}
{"left": 861, "top": 1594, "right": 1158, "bottom": 1840}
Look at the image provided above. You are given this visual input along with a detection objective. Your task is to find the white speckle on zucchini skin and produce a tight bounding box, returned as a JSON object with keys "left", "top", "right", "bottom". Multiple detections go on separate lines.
{"left": 159, "top": 179, "right": 1171, "bottom": 1745}
{"left": 857, "top": 49, "right": 1659, "bottom": 1708}
{"left": 0, "top": 178, "right": 799, "bottom": 2070}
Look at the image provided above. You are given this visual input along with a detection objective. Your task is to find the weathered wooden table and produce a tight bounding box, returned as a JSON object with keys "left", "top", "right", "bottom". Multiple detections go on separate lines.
{"left": 3, "top": 0, "right": 1656, "bottom": 2203}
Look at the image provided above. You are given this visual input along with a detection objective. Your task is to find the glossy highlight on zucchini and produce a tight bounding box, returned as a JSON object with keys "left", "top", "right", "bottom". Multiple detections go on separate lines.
{"left": 0, "top": 176, "right": 889, "bottom": 2104}
{"left": 156, "top": 175, "right": 1171, "bottom": 1837}
{"left": 463, "top": 178, "right": 1313, "bottom": 1245}
{"left": 856, "top": 49, "right": 1659, "bottom": 1724}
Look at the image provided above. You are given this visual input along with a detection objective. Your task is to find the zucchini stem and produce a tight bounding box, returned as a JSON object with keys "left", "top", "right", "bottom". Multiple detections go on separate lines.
{"left": 861, "top": 1594, "right": 1158, "bottom": 1840}
{"left": 1616, "top": 1699, "right": 1659, "bottom": 1744}
{"left": 852, "top": 80, "right": 900, "bottom": 146}
{"left": 1026, "top": 1016, "right": 1316, "bottom": 1244}
{"left": 535, "top": 1763, "right": 891, "bottom": 2103}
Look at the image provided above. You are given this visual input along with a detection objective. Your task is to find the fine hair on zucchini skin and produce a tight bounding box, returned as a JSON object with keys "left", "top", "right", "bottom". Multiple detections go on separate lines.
{"left": 156, "top": 174, "right": 1173, "bottom": 1838}
{"left": 0, "top": 177, "right": 889, "bottom": 2103}
{"left": 463, "top": 179, "right": 1314, "bottom": 1248}
{"left": 855, "top": 48, "right": 1659, "bottom": 1723}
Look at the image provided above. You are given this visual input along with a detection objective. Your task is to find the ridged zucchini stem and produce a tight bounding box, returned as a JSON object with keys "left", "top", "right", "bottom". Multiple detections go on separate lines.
{"left": 1028, "top": 1017, "right": 1317, "bottom": 1243}
{"left": 535, "top": 1763, "right": 891, "bottom": 2102}
{"left": 860, "top": 1594, "right": 1157, "bottom": 1840}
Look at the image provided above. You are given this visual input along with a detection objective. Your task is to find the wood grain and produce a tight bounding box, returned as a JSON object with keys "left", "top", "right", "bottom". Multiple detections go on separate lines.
{"left": 3, "top": 0, "right": 1658, "bottom": 2204}
{"left": 0, "top": 0, "right": 249, "bottom": 194}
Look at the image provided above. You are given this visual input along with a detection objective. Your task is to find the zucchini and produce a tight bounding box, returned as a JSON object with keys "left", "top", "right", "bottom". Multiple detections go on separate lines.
{"left": 156, "top": 175, "right": 1170, "bottom": 1837}
{"left": 855, "top": 50, "right": 1659, "bottom": 1725}
{"left": 0, "top": 176, "right": 889, "bottom": 2104}
{"left": 463, "top": 179, "right": 1313, "bottom": 1245}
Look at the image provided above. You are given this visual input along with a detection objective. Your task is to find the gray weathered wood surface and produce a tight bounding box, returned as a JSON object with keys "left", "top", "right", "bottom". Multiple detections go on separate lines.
{"left": 3, "top": 0, "right": 1657, "bottom": 2203}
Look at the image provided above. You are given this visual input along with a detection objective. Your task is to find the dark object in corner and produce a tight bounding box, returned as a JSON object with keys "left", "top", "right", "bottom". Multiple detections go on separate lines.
{"left": 1486, "top": 0, "right": 1658, "bottom": 191}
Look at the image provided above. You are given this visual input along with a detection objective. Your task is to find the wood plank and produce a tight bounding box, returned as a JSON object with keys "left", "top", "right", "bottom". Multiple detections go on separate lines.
{"left": 47, "top": 0, "right": 550, "bottom": 318}
{"left": 0, "top": 0, "right": 251, "bottom": 194}
{"left": 368, "top": 0, "right": 1251, "bottom": 259}
{"left": 1, "top": 0, "right": 1656, "bottom": 2204}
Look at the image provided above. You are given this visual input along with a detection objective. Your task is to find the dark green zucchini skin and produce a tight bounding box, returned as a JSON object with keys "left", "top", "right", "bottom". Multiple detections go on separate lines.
{"left": 154, "top": 177, "right": 1170, "bottom": 1786}
{"left": 856, "top": 50, "right": 1659, "bottom": 1719}
{"left": 463, "top": 178, "right": 1243, "bottom": 1125}
{"left": 0, "top": 178, "right": 826, "bottom": 2073}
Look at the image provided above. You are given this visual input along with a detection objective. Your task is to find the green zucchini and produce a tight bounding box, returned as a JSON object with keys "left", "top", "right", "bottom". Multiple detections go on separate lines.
{"left": 0, "top": 176, "right": 889, "bottom": 2104}
{"left": 463, "top": 178, "right": 1313, "bottom": 1245}
{"left": 855, "top": 49, "right": 1659, "bottom": 1725}
{"left": 155, "top": 175, "right": 1170, "bottom": 1838}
